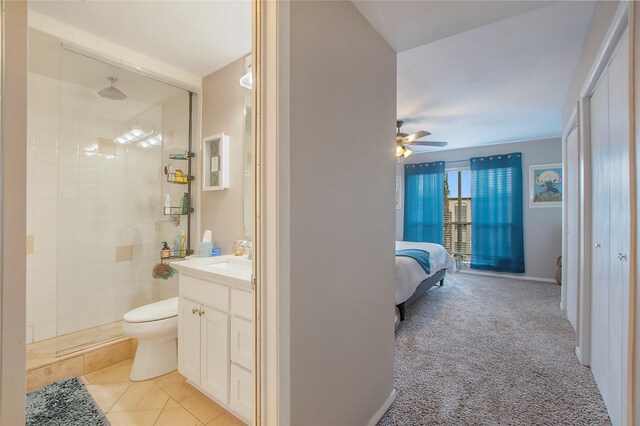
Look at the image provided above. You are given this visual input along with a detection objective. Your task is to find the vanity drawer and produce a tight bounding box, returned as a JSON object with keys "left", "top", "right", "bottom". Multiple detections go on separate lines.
{"left": 230, "top": 316, "right": 253, "bottom": 371}
{"left": 180, "top": 275, "right": 229, "bottom": 312}
{"left": 231, "top": 289, "right": 253, "bottom": 321}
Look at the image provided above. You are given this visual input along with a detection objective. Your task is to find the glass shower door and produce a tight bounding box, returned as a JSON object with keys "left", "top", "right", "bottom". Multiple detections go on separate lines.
{"left": 55, "top": 48, "right": 189, "bottom": 356}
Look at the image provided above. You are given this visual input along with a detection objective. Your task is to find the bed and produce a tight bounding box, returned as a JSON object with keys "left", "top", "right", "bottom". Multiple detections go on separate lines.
{"left": 395, "top": 241, "right": 457, "bottom": 322}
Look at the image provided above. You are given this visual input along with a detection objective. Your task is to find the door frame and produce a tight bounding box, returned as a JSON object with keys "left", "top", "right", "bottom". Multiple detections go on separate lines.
{"left": 561, "top": 104, "right": 578, "bottom": 314}
{"left": 576, "top": 2, "right": 635, "bottom": 423}
{"left": 0, "top": 1, "right": 28, "bottom": 424}
{"left": 254, "top": 0, "right": 291, "bottom": 425}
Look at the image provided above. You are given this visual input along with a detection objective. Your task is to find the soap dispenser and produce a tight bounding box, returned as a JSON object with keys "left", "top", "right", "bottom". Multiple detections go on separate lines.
{"left": 161, "top": 241, "right": 171, "bottom": 258}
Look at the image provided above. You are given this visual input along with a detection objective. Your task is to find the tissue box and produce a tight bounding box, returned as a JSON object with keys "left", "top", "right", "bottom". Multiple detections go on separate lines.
{"left": 199, "top": 242, "right": 214, "bottom": 257}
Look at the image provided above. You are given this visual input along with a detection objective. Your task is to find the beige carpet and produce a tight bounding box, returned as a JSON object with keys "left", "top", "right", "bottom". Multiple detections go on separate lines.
{"left": 379, "top": 272, "right": 610, "bottom": 425}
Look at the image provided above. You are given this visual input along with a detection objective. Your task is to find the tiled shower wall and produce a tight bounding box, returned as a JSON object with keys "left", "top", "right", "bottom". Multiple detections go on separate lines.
{"left": 27, "top": 29, "right": 191, "bottom": 344}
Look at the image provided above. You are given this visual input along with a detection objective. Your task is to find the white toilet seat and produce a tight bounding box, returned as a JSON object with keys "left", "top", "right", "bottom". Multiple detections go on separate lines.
{"left": 122, "top": 316, "right": 177, "bottom": 340}
{"left": 124, "top": 297, "right": 178, "bottom": 323}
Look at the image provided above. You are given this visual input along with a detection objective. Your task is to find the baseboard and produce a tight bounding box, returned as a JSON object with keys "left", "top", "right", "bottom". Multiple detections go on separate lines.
{"left": 458, "top": 269, "right": 557, "bottom": 283}
{"left": 366, "top": 388, "right": 396, "bottom": 426}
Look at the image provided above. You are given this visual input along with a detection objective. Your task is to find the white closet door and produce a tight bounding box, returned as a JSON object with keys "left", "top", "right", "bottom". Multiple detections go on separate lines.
{"left": 605, "top": 30, "right": 629, "bottom": 426}
{"left": 590, "top": 65, "right": 610, "bottom": 396}
{"left": 589, "top": 29, "right": 629, "bottom": 426}
{"left": 566, "top": 125, "right": 579, "bottom": 329}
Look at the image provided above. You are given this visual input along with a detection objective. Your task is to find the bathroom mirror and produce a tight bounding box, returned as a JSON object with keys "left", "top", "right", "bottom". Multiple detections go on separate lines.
{"left": 242, "top": 55, "right": 253, "bottom": 239}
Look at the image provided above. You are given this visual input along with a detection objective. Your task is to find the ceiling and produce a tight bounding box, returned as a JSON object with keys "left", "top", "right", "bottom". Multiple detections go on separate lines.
{"left": 352, "top": 0, "right": 555, "bottom": 53}
{"left": 28, "top": 0, "right": 251, "bottom": 77}
{"left": 355, "top": 1, "right": 595, "bottom": 152}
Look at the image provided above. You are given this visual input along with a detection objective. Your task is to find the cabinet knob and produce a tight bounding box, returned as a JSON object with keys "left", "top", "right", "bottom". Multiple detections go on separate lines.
{"left": 199, "top": 310, "right": 205, "bottom": 316}
{"left": 618, "top": 253, "right": 627, "bottom": 261}
{"left": 595, "top": 243, "right": 601, "bottom": 248}
{"left": 192, "top": 308, "right": 199, "bottom": 314}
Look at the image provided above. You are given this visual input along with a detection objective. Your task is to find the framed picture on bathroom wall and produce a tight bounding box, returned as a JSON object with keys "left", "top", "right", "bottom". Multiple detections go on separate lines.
{"left": 529, "top": 163, "right": 562, "bottom": 208}
{"left": 202, "top": 133, "right": 229, "bottom": 191}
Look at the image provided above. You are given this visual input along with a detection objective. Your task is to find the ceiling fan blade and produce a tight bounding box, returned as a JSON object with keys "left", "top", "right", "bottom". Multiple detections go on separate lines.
{"left": 404, "top": 130, "right": 431, "bottom": 142}
{"left": 396, "top": 132, "right": 408, "bottom": 141}
{"left": 405, "top": 140, "right": 448, "bottom": 147}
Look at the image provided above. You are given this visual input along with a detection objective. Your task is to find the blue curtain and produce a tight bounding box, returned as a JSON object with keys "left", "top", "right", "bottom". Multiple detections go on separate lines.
{"left": 470, "top": 153, "right": 524, "bottom": 273}
{"left": 403, "top": 161, "right": 445, "bottom": 245}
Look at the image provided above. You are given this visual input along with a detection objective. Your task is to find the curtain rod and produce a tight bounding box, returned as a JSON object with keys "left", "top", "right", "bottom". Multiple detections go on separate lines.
{"left": 407, "top": 159, "right": 470, "bottom": 164}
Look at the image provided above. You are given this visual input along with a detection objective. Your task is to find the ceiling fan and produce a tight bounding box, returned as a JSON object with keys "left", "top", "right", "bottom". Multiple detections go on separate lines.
{"left": 396, "top": 120, "right": 448, "bottom": 158}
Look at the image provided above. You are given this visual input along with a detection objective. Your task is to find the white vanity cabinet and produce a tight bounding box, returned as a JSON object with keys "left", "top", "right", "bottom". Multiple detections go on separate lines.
{"left": 175, "top": 263, "right": 253, "bottom": 424}
{"left": 179, "top": 298, "right": 230, "bottom": 403}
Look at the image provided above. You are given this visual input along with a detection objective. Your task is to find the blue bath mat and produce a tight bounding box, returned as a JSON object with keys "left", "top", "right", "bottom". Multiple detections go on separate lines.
{"left": 26, "top": 376, "right": 109, "bottom": 426}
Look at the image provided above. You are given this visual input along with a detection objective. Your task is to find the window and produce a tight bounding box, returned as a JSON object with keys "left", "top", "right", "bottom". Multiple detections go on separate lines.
{"left": 444, "top": 170, "right": 471, "bottom": 263}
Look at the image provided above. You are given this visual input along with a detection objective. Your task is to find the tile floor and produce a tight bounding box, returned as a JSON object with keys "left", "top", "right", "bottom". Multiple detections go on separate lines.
{"left": 81, "top": 359, "right": 245, "bottom": 426}
{"left": 27, "top": 335, "right": 134, "bottom": 391}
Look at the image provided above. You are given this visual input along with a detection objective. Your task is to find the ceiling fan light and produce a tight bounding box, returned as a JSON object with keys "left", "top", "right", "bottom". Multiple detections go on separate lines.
{"left": 396, "top": 144, "right": 405, "bottom": 157}
{"left": 403, "top": 147, "right": 413, "bottom": 158}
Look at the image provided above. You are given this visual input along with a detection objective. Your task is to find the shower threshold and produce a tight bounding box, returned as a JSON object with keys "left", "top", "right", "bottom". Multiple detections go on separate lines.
{"left": 27, "top": 321, "right": 125, "bottom": 370}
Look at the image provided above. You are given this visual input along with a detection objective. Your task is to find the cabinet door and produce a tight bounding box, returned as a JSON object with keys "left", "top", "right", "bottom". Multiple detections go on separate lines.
{"left": 200, "top": 306, "right": 230, "bottom": 404}
{"left": 230, "top": 364, "right": 253, "bottom": 423}
{"left": 231, "top": 317, "right": 253, "bottom": 371}
{"left": 178, "top": 298, "right": 201, "bottom": 385}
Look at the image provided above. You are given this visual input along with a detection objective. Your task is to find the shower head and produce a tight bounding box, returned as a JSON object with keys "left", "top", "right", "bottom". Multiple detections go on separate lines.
{"left": 98, "top": 76, "right": 127, "bottom": 101}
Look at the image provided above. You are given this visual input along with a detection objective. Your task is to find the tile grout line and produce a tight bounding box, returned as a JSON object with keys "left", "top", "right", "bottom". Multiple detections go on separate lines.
{"left": 176, "top": 395, "right": 210, "bottom": 424}
{"left": 104, "top": 382, "right": 132, "bottom": 415}
{"left": 152, "top": 391, "right": 174, "bottom": 426}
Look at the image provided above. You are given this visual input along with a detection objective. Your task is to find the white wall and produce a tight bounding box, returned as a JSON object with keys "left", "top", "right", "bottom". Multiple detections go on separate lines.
{"left": 288, "top": 1, "right": 397, "bottom": 424}
{"left": 200, "top": 57, "right": 247, "bottom": 254}
{"left": 2, "top": 0, "right": 28, "bottom": 423}
{"left": 397, "top": 138, "right": 562, "bottom": 281}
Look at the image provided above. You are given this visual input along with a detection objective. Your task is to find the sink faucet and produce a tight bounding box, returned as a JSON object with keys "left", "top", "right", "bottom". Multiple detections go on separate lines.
{"left": 239, "top": 240, "right": 253, "bottom": 260}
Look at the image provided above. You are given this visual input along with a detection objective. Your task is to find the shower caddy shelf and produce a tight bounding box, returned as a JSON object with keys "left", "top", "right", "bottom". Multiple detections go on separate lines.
{"left": 162, "top": 250, "right": 193, "bottom": 261}
{"left": 163, "top": 206, "right": 195, "bottom": 216}
{"left": 161, "top": 92, "right": 195, "bottom": 263}
{"left": 169, "top": 151, "right": 195, "bottom": 160}
{"left": 166, "top": 175, "right": 195, "bottom": 185}
{"left": 166, "top": 152, "right": 195, "bottom": 184}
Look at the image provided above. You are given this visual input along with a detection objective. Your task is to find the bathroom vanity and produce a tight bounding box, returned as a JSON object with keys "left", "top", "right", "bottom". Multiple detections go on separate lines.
{"left": 172, "top": 255, "right": 253, "bottom": 424}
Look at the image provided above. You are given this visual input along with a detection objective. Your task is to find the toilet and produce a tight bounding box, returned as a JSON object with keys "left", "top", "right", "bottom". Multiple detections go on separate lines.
{"left": 122, "top": 297, "right": 179, "bottom": 381}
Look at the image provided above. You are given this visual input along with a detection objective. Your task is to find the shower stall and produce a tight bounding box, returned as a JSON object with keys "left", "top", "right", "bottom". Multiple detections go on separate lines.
{"left": 27, "top": 29, "right": 195, "bottom": 356}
